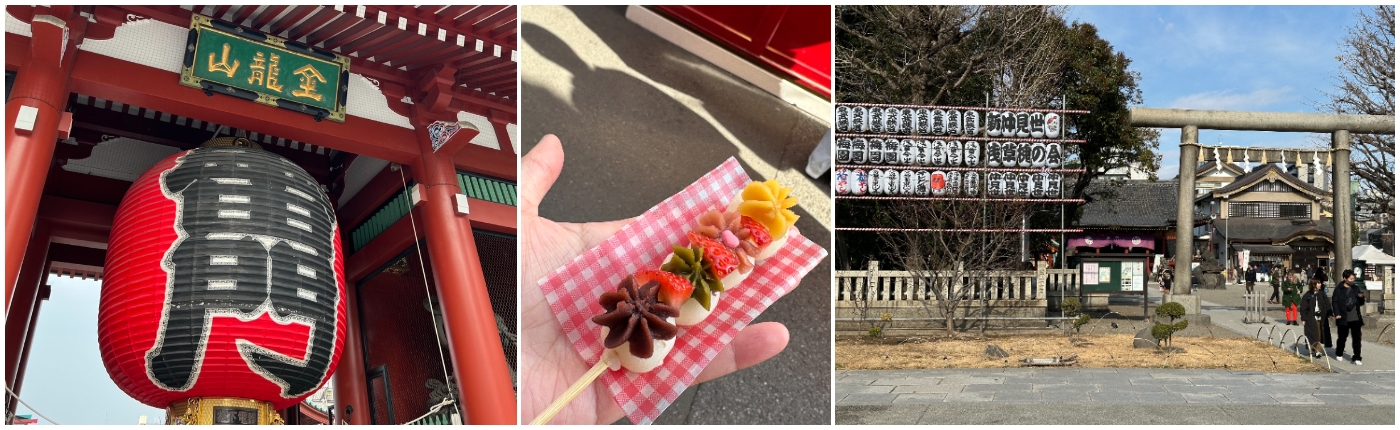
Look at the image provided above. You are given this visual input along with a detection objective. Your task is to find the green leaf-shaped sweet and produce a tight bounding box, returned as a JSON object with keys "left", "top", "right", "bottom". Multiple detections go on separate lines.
{"left": 661, "top": 244, "right": 724, "bottom": 310}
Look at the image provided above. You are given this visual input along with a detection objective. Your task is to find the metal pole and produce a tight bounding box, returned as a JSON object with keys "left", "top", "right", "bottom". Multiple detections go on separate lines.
{"left": 1332, "top": 130, "right": 1352, "bottom": 274}
{"left": 1174, "top": 126, "right": 1200, "bottom": 295}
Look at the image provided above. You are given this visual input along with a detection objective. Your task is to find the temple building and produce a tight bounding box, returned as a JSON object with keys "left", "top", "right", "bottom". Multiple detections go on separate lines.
{"left": 1194, "top": 163, "right": 1336, "bottom": 273}
{"left": 6, "top": 5, "right": 517, "bottom": 424}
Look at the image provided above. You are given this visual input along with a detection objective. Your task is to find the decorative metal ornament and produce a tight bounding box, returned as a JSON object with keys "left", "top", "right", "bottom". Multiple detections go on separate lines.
{"left": 1044, "top": 112, "right": 1061, "bottom": 138}
{"left": 427, "top": 121, "right": 463, "bottom": 152}
{"left": 987, "top": 110, "right": 1002, "bottom": 137}
{"left": 850, "top": 138, "right": 868, "bottom": 164}
{"left": 835, "top": 138, "right": 852, "bottom": 164}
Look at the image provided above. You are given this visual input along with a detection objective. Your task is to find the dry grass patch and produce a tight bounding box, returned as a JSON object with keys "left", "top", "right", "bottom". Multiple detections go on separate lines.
{"left": 836, "top": 334, "right": 1327, "bottom": 373}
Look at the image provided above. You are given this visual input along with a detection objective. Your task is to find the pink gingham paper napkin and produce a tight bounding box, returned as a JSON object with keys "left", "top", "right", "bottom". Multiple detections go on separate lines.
{"left": 539, "top": 157, "right": 827, "bottom": 424}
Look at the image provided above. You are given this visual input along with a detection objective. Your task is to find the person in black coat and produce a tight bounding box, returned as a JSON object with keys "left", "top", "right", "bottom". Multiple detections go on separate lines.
{"left": 1299, "top": 279, "right": 1332, "bottom": 358}
{"left": 1245, "top": 264, "right": 1257, "bottom": 294}
{"left": 1331, "top": 270, "right": 1366, "bottom": 365}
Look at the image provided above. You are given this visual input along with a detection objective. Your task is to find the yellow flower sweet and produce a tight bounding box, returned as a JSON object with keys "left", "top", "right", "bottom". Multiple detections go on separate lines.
{"left": 737, "top": 180, "right": 799, "bottom": 240}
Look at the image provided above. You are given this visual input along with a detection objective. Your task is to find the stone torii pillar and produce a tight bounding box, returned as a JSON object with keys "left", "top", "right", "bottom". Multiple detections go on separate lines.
{"left": 1130, "top": 108, "right": 1394, "bottom": 309}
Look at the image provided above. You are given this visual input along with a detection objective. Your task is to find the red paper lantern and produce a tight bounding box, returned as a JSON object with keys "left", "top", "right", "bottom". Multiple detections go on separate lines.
{"left": 99, "top": 145, "right": 346, "bottom": 409}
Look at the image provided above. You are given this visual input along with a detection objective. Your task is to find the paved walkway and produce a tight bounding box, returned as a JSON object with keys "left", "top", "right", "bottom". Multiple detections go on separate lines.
{"left": 836, "top": 368, "right": 1395, "bottom": 424}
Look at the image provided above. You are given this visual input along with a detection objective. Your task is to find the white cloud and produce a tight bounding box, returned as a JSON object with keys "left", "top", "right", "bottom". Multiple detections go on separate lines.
{"left": 1166, "top": 87, "right": 1293, "bottom": 110}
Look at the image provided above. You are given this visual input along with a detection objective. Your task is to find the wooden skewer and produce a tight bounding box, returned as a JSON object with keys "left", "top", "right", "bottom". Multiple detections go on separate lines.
{"left": 530, "top": 350, "right": 618, "bottom": 425}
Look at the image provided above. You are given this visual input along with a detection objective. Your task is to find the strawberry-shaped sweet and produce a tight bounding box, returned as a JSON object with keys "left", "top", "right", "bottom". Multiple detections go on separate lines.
{"left": 687, "top": 232, "right": 738, "bottom": 279}
{"left": 740, "top": 216, "right": 772, "bottom": 248}
{"left": 634, "top": 269, "right": 694, "bottom": 310}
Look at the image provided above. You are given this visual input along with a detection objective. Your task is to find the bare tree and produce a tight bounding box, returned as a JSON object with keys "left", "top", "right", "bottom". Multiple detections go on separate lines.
{"left": 836, "top": 5, "right": 1067, "bottom": 107}
{"left": 1321, "top": 5, "right": 1394, "bottom": 226}
{"left": 871, "top": 199, "right": 1029, "bottom": 335}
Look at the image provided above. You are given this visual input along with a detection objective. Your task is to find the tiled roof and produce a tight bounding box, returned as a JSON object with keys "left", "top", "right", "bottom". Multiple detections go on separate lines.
{"left": 1077, "top": 180, "right": 1209, "bottom": 228}
{"left": 1206, "top": 163, "right": 1329, "bottom": 200}
{"left": 1196, "top": 161, "right": 1244, "bottom": 177}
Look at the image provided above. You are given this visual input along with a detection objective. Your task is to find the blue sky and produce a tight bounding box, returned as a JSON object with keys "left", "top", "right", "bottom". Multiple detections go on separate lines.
{"left": 1067, "top": 5, "right": 1370, "bottom": 179}
{"left": 13, "top": 276, "right": 164, "bottom": 425}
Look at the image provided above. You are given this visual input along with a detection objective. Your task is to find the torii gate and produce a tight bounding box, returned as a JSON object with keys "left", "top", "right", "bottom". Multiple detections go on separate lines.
{"left": 1129, "top": 108, "right": 1394, "bottom": 314}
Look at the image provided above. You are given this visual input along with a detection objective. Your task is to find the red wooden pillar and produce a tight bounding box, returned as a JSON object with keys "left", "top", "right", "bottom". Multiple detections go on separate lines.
{"left": 5, "top": 9, "right": 80, "bottom": 311}
{"left": 410, "top": 121, "right": 516, "bottom": 424}
{"left": 7, "top": 285, "right": 49, "bottom": 416}
{"left": 331, "top": 278, "right": 371, "bottom": 424}
{"left": 5, "top": 222, "right": 49, "bottom": 393}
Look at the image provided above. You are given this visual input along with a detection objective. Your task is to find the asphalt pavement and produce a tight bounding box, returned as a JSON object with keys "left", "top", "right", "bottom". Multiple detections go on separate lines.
{"left": 836, "top": 368, "right": 1395, "bottom": 424}
{"left": 521, "top": 6, "right": 832, "bottom": 425}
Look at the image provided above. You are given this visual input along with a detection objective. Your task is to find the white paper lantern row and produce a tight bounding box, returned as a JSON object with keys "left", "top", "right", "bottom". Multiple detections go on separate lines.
{"left": 984, "top": 172, "right": 1063, "bottom": 198}
{"left": 985, "top": 111, "right": 1062, "bottom": 139}
{"left": 983, "top": 141, "right": 1063, "bottom": 168}
{"left": 837, "top": 106, "right": 982, "bottom": 137}
{"left": 834, "top": 168, "right": 983, "bottom": 197}
{"left": 835, "top": 138, "right": 983, "bottom": 168}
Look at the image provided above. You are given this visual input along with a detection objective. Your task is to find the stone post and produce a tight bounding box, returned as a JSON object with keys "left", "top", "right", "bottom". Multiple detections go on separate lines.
{"left": 1173, "top": 125, "right": 1199, "bottom": 295}
{"left": 1332, "top": 130, "right": 1352, "bottom": 275}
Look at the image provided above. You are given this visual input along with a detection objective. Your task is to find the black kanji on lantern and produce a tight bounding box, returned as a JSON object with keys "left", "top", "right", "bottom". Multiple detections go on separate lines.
{"left": 146, "top": 147, "right": 340, "bottom": 398}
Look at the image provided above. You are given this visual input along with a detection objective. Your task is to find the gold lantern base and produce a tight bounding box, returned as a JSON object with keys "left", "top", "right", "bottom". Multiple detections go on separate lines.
{"left": 165, "top": 397, "right": 283, "bottom": 425}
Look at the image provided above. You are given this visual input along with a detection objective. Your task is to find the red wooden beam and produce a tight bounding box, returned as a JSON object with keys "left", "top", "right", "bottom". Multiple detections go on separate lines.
{"left": 228, "top": 5, "right": 258, "bottom": 26}
{"left": 284, "top": 7, "right": 339, "bottom": 41}
{"left": 453, "top": 143, "right": 518, "bottom": 182}
{"left": 321, "top": 19, "right": 382, "bottom": 50}
{"left": 47, "top": 243, "right": 106, "bottom": 267}
{"left": 34, "top": 38, "right": 423, "bottom": 164}
{"left": 453, "top": 6, "right": 506, "bottom": 32}
{"left": 210, "top": 6, "right": 234, "bottom": 21}
{"left": 337, "top": 165, "right": 407, "bottom": 231}
{"left": 304, "top": 12, "right": 360, "bottom": 44}
{"left": 343, "top": 207, "right": 421, "bottom": 283}
{"left": 265, "top": 5, "right": 318, "bottom": 35}
{"left": 248, "top": 5, "right": 289, "bottom": 31}
{"left": 472, "top": 6, "right": 516, "bottom": 35}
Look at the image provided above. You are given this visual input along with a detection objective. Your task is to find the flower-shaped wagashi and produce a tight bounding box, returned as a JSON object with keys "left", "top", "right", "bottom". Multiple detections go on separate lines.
{"left": 661, "top": 244, "right": 723, "bottom": 310}
{"left": 692, "top": 210, "right": 757, "bottom": 274}
{"left": 591, "top": 275, "right": 679, "bottom": 359}
{"left": 737, "top": 180, "right": 800, "bottom": 240}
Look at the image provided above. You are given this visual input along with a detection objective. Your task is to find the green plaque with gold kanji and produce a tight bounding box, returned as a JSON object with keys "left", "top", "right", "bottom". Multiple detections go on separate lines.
{"left": 180, "top": 14, "right": 350, "bottom": 122}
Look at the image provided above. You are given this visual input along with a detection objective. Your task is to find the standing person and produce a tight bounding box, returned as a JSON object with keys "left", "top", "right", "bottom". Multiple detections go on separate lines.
{"left": 1244, "top": 264, "right": 1257, "bottom": 295}
{"left": 1268, "top": 265, "right": 1282, "bottom": 304}
{"left": 1313, "top": 266, "right": 1329, "bottom": 286}
{"left": 1281, "top": 270, "right": 1302, "bottom": 325}
{"left": 1300, "top": 278, "right": 1331, "bottom": 358}
{"left": 1331, "top": 270, "right": 1366, "bottom": 365}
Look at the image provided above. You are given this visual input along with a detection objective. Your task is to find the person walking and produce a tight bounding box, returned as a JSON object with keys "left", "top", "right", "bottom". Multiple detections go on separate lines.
{"left": 1300, "top": 278, "right": 1331, "bottom": 358}
{"left": 1244, "top": 264, "right": 1257, "bottom": 295}
{"left": 1268, "top": 266, "right": 1283, "bottom": 304}
{"left": 1280, "top": 270, "right": 1302, "bottom": 325}
{"left": 1331, "top": 270, "right": 1366, "bottom": 365}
